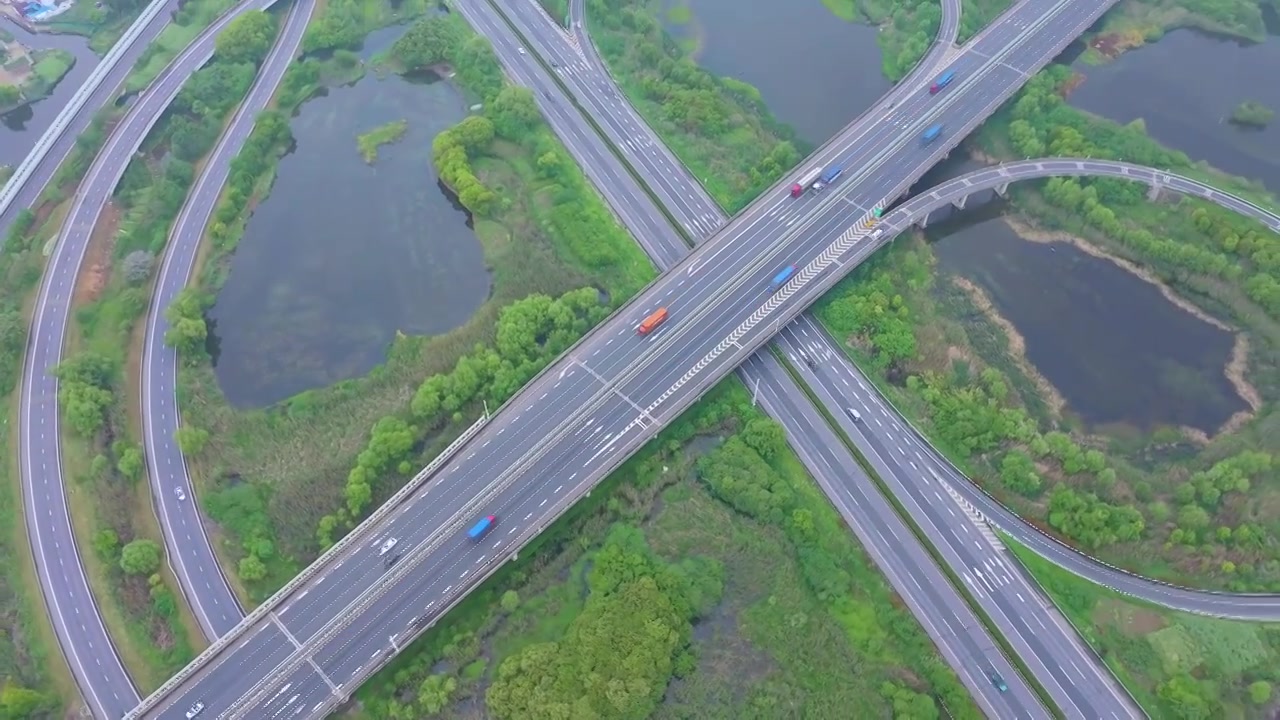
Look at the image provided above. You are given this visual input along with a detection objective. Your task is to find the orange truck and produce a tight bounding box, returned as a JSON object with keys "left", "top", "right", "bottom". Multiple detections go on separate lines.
{"left": 637, "top": 307, "right": 669, "bottom": 335}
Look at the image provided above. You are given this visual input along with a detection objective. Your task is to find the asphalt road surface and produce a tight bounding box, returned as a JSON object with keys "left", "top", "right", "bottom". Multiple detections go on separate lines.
{"left": 460, "top": 2, "right": 1136, "bottom": 718}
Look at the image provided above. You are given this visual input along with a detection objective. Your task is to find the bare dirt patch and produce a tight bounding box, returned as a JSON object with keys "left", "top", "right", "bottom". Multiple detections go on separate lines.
{"left": 74, "top": 200, "right": 121, "bottom": 305}
{"left": 1089, "top": 31, "right": 1146, "bottom": 59}
{"left": 1092, "top": 597, "right": 1166, "bottom": 637}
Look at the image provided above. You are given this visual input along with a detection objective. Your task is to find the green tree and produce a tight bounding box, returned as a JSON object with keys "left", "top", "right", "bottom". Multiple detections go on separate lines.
{"left": 238, "top": 554, "right": 267, "bottom": 582}
{"left": 487, "top": 86, "right": 541, "bottom": 139}
{"left": 53, "top": 352, "right": 115, "bottom": 436}
{"left": 390, "top": 16, "right": 461, "bottom": 69}
{"left": 92, "top": 529, "right": 120, "bottom": 562}
{"left": 500, "top": 589, "right": 519, "bottom": 612}
{"left": 116, "top": 444, "right": 145, "bottom": 480}
{"left": 0, "top": 84, "right": 22, "bottom": 107}
{"left": 164, "top": 288, "right": 210, "bottom": 358}
{"left": 418, "top": 674, "right": 457, "bottom": 715}
{"left": 120, "top": 539, "right": 162, "bottom": 575}
{"left": 175, "top": 426, "right": 210, "bottom": 455}
{"left": 1249, "top": 680, "right": 1272, "bottom": 705}
{"left": 216, "top": 11, "right": 277, "bottom": 65}
{"left": 0, "top": 682, "right": 54, "bottom": 718}
{"left": 740, "top": 417, "right": 785, "bottom": 460}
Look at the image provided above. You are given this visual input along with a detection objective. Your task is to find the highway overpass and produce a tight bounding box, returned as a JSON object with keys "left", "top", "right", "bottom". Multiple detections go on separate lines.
{"left": 129, "top": 0, "right": 1147, "bottom": 717}
{"left": 476, "top": 0, "right": 1135, "bottom": 717}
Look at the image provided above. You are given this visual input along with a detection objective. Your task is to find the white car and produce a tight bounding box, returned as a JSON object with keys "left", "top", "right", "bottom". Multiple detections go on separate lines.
{"left": 517, "top": 46, "right": 525, "bottom": 55}
{"left": 186, "top": 701, "right": 205, "bottom": 719}
{"left": 174, "top": 486, "right": 186, "bottom": 501}
{"left": 378, "top": 537, "right": 398, "bottom": 556}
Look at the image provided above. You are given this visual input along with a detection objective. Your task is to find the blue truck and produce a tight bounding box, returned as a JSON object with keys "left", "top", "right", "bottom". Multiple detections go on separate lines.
{"left": 929, "top": 70, "right": 956, "bottom": 94}
{"left": 467, "top": 515, "right": 497, "bottom": 540}
{"left": 812, "top": 163, "right": 844, "bottom": 191}
{"left": 768, "top": 265, "right": 798, "bottom": 293}
{"left": 921, "top": 124, "right": 943, "bottom": 145}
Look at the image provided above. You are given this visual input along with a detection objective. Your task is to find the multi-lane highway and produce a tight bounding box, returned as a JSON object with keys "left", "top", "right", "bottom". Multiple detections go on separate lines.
{"left": 15, "top": 0, "right": 292, "bottom": 717}
{"left": 490, "top": 0, "right": 1170, "bottom": 710}
{"left": 471, "top": 1, "right": 1141, "bottom": 717}
{"left": 542, "top": 1, "right": 1280, "bottom": 621}
{"left": 475, "top": 2, "right": 1146, "bottom": 717}
{"left": 27, "top": 1, "right": 1276, "bottom": 719}
{"left": 141, "top": 0, "right": 316, "bottom": 642}
{"left": 131, "top": 0, "right": 1152, "bottom": 716}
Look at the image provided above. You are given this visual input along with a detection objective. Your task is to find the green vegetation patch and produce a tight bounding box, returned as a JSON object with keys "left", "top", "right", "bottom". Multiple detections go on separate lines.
{"left": 1008, "top": 537, "right": 1280, "bottom": 719}
{"left": 354, "top": 380, "right": 977, "bottom": 719}
{"left": 0, "top": 46, "right": 76, "bottom": 110}
{"left": 176, "top": 12, "right": 655, "bottom": 598}
{"left": 1230, "top": 100, "right": 1274, "bottom": 129}
{"left": 355, "top": 119, "right": 408, "bottom": 163}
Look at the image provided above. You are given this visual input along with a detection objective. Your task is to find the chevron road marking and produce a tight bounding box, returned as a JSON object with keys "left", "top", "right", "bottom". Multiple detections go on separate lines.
{"left": 930, "top": 468, "right": 1005, "bottom": 552}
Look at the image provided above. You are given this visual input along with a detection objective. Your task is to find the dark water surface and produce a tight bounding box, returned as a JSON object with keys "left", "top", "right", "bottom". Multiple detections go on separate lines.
{"left": 930, "top": 212, "right": 1246, "bottom": 434}
{"left": 209, "top": 27, "right": 485, "bottom": 408}
{"left": 664, "top": 0, "right": 889, "bottom": 146}
{"left": 1069, "top": 26, "right": 1280, "bottom": 194}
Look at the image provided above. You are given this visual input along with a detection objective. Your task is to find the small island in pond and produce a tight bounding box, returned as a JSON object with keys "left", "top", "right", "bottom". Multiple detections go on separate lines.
{"left": 1229, "top": 100, "right": 1273, "bottom": 128}
{"left": 0, "top": 28, "right": 76, "bottom": 112}
{"left": 356, "top": 119, "right": 409, "bottom": 164}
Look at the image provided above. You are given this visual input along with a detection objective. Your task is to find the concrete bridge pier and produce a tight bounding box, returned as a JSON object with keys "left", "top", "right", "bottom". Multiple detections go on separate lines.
{"left": 951, "top": 194, "right": 968, "bottom": 211}
{"left": 994, "top": 182, "right": 1009, "bottom": 197}
{"left": 1147, "top": 180, "right": 1162, "bottom": 202}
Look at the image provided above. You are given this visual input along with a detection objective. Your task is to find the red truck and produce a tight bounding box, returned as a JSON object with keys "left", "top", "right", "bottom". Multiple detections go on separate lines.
{"left": 790, "top": 166, "right": 824, "bottom": 198}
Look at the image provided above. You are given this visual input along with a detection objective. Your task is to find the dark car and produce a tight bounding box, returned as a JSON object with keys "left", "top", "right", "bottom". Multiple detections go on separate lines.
{"left": 989, "top": 671, "right": 1008, "bottom": 693}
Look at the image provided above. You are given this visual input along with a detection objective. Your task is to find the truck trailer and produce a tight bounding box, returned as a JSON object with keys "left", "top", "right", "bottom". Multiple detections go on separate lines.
{"left": 468, "top": 515, "right": 497, "bottom": 540}
{"left": 637, "top": 307, "right": 670, "bottom": 335}
{"left": 812, "top": 163, "right": 844, "bottom": 191}
{"left": 929, "top": 70, "right": 956, "bottom": 94}
{"left": 768, "top": 265, "right": 798, "bottom": 293}
{"left": 790, "top": 167, "right": 824, "bottom": 197}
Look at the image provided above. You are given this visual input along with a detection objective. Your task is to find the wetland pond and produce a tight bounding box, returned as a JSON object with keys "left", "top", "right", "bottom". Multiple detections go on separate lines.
{"left": 209, "top": 27, "right": 487, "bottom": 408}
{"left": 930, "top": 208, "right": 1248, "bottom": 435}
{"left": 1068, "top": 24, "right": 1280, "bottom": 194}
{"left": 662, "top": 0, "right": 889, "bottom": 146}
